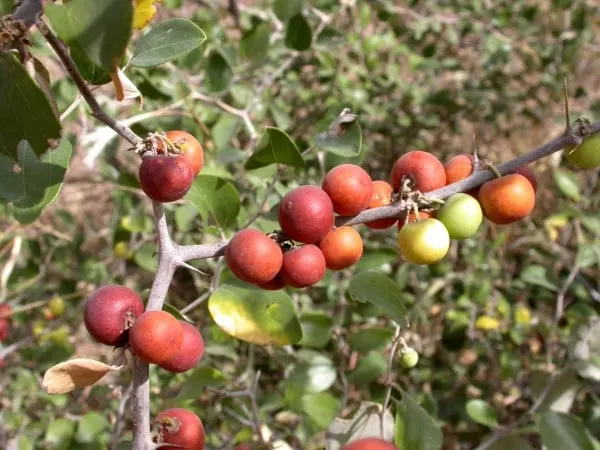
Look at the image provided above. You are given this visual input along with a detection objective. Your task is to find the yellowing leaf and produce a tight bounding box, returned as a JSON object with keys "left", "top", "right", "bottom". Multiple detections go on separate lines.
{"left": 134, "top": 0, "right": 161, "bottom": 30}
{"left": 544, "top": 214, "right": 569, "bottom": 242}
{"left": 43, "top": 358, "right": 122, "bottom": 394}
{"left": 475, "top": 316, "right": 500, "bottom": 331}
{"left": 515, "top": 306, "right": 532, "bottom": 326}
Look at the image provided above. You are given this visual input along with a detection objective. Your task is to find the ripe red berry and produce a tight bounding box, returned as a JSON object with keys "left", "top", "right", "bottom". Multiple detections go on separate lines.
{"left": 159, "top": 322, "right": 205, "bottom": 373}
{"left": 391, "top": 150, "right": 446, "bottom": 193}
{"left": 0, "top": 319, "right": 9, "bottom": 342}
{"left": 225, "top": 229, "right": 283, "bottom": 285}
{"left": 0, "top": 304, "right": 11, "bottom": 320}
{"left": 319, "top": 226, "right": 363, "bottom": 270}
{"left": 83, "top": 285, "right": 144, "bottom": 347}
{"left": 155, "top": 408, "right": 205, "bottom": 450}
{"left": 322, "top": 164, "right": 373, "bottom": 216}
{"left": 258, "top": 273, "right": 287, "bottom": 291}
{"left": 0, "top": 356, "right": 5, "bottom": 368}
{"left": 478, "top": 174, "right": 535, "bottom": 224}
{"left": 129, "top": 311, "right": 184, "bottom": 364}
{"left": 280, "top": 245, "right": 326, "bottom": 288}
{"left": 278, "top": 186, "right": 334, "bottom": 244}
{"left": 515, "top": 165, "right": 538, "bottom": 192}
{"left": 445, "top": 154, "right": 474, "bottom": 185}
{"left": 139, "top": 155, "right": 194, "bottom": 203}
{"left": 365, "top": 181, "right": 397, "bottom": 230}
{"left": 342, "top": 438, "right": 399, "bottom": 450}
{"left": 163, "top": 130, "right": 204, "bottom": 176}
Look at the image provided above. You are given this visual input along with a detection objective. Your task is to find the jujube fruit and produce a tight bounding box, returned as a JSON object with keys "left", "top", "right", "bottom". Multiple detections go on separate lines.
{"left": 48, "top": 296, "right": 65, "bottom": 317}
{"left": 0, "top": 319, "right": 8, "bottom": 342}
{"left": 159, "top": 322, "right": 205, "bottom": 373}
{"left": 258, "top": 273, "right": 287, "bottom": 291}
{"left": 319, "top": 226, "right": 363, "bottom": 270}
{"left": 225, "top": 229, "right": 283, "bottom": 285}
{"left": 163, "top": 130, "right": 204, "bottom": 176}
{"left": 566, "top": 134, "right": 600, "bottom": 169}
{"left": 280, "top": 245, "right": 326, "bottom": 288}
{"left": 322, "top": 164, "right": 373, "bottom": 216}
{"left": 398, "top": 346, "right": 419, "bottom": 368}
{"left": 0, "top": 304, "right": 11, "bottom": 320}
{"left": 129, "top": 311, "right": 184, "bottom": 364}
{"left": 445, "top": 154, "right": 474, "bottom": 185}
{"left": 83, "top": 285, "right": 144, "bottom": 346}
{"left": 155, "top": 408, "right": 205, "bottom": 450}
{"left": 397, "top": 218, "right": 450, "bottom": 265}
{"left": 391, "top": 150, "right": 446, "bottom": 192}
{"left": 397, "top": 210, "right": 433, "bottom": 230}
{"left": 515, "top": 165, "right": 538, "bottom": 192}
{"left": 365, "top": 181, "right": 397, "bottom": 229}
{"left": 478, "top": 174, "right": 535, "bottom": 224}
{"left": 278, "top": 186, "right": 334, "bottom": 244}
{"left": 139, "top": 155, "right": 194, "bottom": 203}
{"left": 436, "top": 193, "right": 483, "bottom": 239}
{"left": 342, "top": 438, "right": 399, "bottom": 450}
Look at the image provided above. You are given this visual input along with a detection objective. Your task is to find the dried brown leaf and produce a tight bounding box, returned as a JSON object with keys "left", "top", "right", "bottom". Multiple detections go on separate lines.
{"left": 42, "top": 358, "right": 122, "bottom": 394}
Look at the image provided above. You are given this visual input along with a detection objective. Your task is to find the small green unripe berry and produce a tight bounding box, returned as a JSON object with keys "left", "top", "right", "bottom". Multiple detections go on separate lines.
{"left": 399, "top": 347, "right": 419, "bottom": 368}
{"left": 48, "top": 296, "right": 65, "bottom": 317}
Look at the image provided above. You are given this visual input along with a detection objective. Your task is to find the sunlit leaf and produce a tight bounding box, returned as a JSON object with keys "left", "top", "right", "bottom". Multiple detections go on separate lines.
{"left": 42, "top": 358, "right": 122, "bottom": 394}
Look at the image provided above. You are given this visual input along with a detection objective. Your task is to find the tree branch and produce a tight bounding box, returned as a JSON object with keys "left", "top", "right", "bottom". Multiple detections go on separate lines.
{"left": 37, "top": 21, "right": 142, "bottom": 146}
{"left": 8, "top": 0, "right": 43, "bottom": 28}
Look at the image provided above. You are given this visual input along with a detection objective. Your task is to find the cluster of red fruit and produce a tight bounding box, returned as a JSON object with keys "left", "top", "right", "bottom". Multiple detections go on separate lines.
{"left": 83, "top": 285, "right": 206, "bottom": 449}
{"left": 139, "top": 131, "right": 204, "bottom": 203}
{"left": 225, "top": 149, "right": 538, "bottom": 287}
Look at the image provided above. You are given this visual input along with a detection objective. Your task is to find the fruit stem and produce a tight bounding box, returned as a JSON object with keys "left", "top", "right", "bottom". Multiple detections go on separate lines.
{"left": 485, "top": 162, "right": 503, "bottom": 179}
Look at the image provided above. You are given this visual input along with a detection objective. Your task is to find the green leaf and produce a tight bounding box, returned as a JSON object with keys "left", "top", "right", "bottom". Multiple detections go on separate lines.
{"left": 531, "top": 369, "right": 579, "bottom": 413}
{"left": 302, "top": 392, "right": 339, "bottom": 429}
{"left": 184, "top": 175, "right": 240, "bottom": 228}
{"left": 285, "top": 14, "right": 312, "bottom": 51}
{"left": 465, "top": 399, "right": 498, "bottom": 428}
{"left": 45, "top": 418, "right": 75, "bottom": 450}
{"left": 347, "top": 351, "right": 387, "bottom": 386}
{"left": 177, "top": 366, "right": 227, "bottom": 400}
{"left": 316, "top": 115, "right": 363, "bottom": 157}
{"left": 240, "top": 22, "right": 270, "bottom": 61}
{"left": 394, "top": 390, "right": 443, "bottom": 450}
{"left": 349, "top": 327, "right": 395, "bottom": 353}
{"left": 0, "top": 139, "right": 72, "bottom": 223}
{"left": 299, "top": 311, "right": 334, "bottom": 349}
{"left": 245, "top": 127, "right": 305, "bottom": 170}
{"left": 131, "top": 18, "right": 207, "bottom": 68}
{"left": 70, "top": 44, "right": 111, "bottom": 85}
{"left": 45, "top": 0, "right": 133, "bottom": 71}
{"left": 274, "top": 0, "right": 303, "bottom": 21}
{"left": 212, "top": 114, "right": 240, "bottom": 149}
{"left": 520, "top": 265, "right": 558, "bottom": 292}
{"left": 483, "top": 435, "right": 534, "bottom": 450}
{"left": 205, "top": 49, "right": 233, "bottom": 92}
{"left": 0, "top": 53, "right": 61, "bottom": 161}
{"left": 75, "top": 412, "right": 109, "bottom": 443}
{"left": 287, "top": 353, "right": 337, "bottom": 393}
{"left": 553, "top": 168, "right": 581, "bottom": 201}
{"left": 349, "top": 271, "right": 408, "bottom": 325}
{"left": 208, "top": 284, "right": 303, "bottom": 346}
{"left": 540, "top": 412, "right": 594, "bottom": 450}
{"left": 134, "top": 243, "right": 158, "bottom": 273}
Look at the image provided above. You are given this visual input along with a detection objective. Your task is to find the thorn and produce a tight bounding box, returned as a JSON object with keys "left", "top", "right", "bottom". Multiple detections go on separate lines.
{"left": 563, "top": 77, "right": 571, "bottom": 133}
{"left": 472, "top": 132, "right": 482, "bottom": 172}
{"left": 178, "top": 261, "right": 210, "bottom": 277}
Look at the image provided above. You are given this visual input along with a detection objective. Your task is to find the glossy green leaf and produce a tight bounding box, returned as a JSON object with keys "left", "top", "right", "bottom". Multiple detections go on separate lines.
{"left": 347, "top": 351, "right": 387, "bottom": 386}
{"left": 240, "top": 22, "right": 270, "bottom": 61}
{"left": 205, "top": 49, "right": 233, "bottom": 92}
{"left": 131, "top": 18, "right": 207, "bottom": 67}
{"left": 75, "top": 412, "right": 109, "bottom": 443}
{"left": 185, "top": 175, "right": 240, "bottom": 228}
{"left": 285, "top": 14, "right": 312, "bottom": 51}
{"left": 466, "top": 399, "right": 498, "bottom": 428}
{"left": 245, "top": 127, "right": 305, "bottom": 170}
{"left": 177, "top": 366, "right": 227, "bottom": 400}
{"left": 45, "top": 418, "right": 75, "bottom": 450}
{"left": 299, "top": 311, "right": 334, "bottom": 348}
{"left": 302, "top": 392, "right": 339, "bottom": 429}
{"left": 46, "top": 0, "right": 133, "bottom": 71}
{"left": 316, "top": 116, "right": 363, "bottom": 157}
{"left": 274, "top": 0, "right": 303, "bottom": 21}
{"left": 540, "top": 412, "right": 594, "bottom": 450}
{"left": 0, "top": 53, "right": 61, "bottom": 161}
{"left": 484, "top": 435, "right": 534, "bottom": 450}
{"left": 520, "top": 265, "right": 558, "bottom": 292}
{"left": 70, "top": 44, "right": 111, "bottom": 85}
{"left": 208, "top": 284, "right": 303, "bottom": 346}
{"left": 349, "top": 328, "right": 395, "bottom": 353}
{"left": 553, "top": 168, "right": 581, "bottom": 201}
{"left": 0, "top": 139, "right": 71, "bottom": 223}
{"left": 349, "top": 271, "right": 407, "bottom": 325}
{"left": 394, "top": 390, "right": 443, "bottom": 450}
{"left": 287, "top": 353, "right": 337, "bottom": 393}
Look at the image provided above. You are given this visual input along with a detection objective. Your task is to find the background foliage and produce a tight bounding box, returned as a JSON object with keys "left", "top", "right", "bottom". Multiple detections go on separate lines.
{"left": 1, "top": 0, "right": 600, "bottom": 449}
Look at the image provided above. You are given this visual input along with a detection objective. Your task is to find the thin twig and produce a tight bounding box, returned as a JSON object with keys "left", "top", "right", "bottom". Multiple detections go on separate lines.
{"left": 380, "top": 326, "right": 402, "bottom": 438}
{"left": 110, "top": 384, "right": 134, "bottom": 450}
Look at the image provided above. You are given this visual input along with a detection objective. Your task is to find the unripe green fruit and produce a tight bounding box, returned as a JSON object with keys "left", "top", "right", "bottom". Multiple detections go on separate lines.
{"left": 566, "top": 134, "right": 600, "bottom": 169}
{"left": 399, "top": 346, "right": 419, "bottom": 368}
{"left": 48, "top": 296, "right": 65, "bottom": 317}
{"left": 436, "top": 193, "right": 483, "bottom": 240}
{"left": 397, "top": 218, "right": 450, "bottom": 265}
